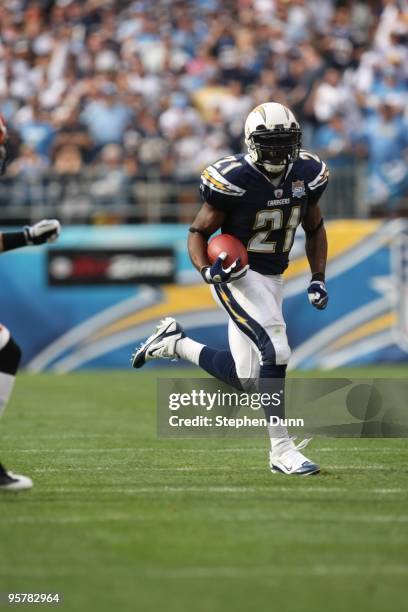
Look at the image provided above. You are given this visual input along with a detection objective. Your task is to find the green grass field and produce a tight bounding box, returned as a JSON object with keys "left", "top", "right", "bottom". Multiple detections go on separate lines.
{"left": 1, "top": 368, "right": 408, "bottom": 612}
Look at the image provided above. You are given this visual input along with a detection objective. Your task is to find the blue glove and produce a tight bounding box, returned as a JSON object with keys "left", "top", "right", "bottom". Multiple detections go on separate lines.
{"left": 201, "top": 252, "right": 249, "bottom": 284}
{"left": 308, "top": 277, "right": 328, "bottom": 310}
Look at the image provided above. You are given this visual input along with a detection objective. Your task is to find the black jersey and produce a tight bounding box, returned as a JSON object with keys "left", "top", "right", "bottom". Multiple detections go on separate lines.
{"left": 200, "top": 151, "right": 329, "bottom": 275}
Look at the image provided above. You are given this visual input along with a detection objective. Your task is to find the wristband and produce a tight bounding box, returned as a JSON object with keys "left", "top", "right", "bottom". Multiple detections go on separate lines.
{"left": 200, "top": 266, "right": 211, "bottom": 283}
{"left": 311, "top": 272, "right": 325, "bottom": 282}
{"left": 2, "top": 231, "right": 28, "bottom": 252}
{"left": 189, "top": 227, "right": 211, "bottom": 239}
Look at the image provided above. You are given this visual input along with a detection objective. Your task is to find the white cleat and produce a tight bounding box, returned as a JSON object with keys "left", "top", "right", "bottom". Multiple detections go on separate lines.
{"left": 269, "top": 439, "right": 320, "bottom": 476}
{"left": 131, "top": 317, "right": 185, "bottom": 369}
{"left": 0, "top": 463, "right": 33, "bottom": 491}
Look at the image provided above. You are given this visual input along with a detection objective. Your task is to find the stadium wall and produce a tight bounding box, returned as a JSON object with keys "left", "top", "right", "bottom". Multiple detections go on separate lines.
{"left": 1, "top": 221, "right": 407, "bottom": 371}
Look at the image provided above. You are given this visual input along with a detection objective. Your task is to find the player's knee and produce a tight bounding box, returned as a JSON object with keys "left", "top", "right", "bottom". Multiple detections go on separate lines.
{"left": 0, "top": 329, "right": 22, "bottom": 376}
{"left": 261, "top": 326, "right": 291, "bottom": 366}
{"left": 275, "top": 340, "right": 291, "bottom": 365}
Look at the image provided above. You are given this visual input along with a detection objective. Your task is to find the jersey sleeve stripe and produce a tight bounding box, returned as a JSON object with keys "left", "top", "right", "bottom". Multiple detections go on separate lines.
{"left": 308, "top": 174, "right": 329, "bottom": 191}
{"left": 201, "top": 174, "right": 244, "bottom": 197}
{"left": 205, "top": 166, "right": 246, "bottom": 194}
{"left": 307, "top": 162, "right": 329, "bottom": 190}
{"left": 201, "top": 169, "right": 245, "bottom": 197}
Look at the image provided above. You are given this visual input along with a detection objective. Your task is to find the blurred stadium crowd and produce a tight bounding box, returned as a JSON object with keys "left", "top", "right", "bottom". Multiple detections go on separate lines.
{"left": 0, "top": 0, "right": 407, "bottom": 222}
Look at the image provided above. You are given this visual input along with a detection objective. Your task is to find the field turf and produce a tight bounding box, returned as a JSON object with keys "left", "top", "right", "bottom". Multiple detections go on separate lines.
{"left": 1, "top": 368, "right": 407, "bottom": 612}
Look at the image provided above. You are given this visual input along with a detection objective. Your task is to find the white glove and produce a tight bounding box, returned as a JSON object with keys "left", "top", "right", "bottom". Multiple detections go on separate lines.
{"left": 24, "top": 219, "right": 61, "bottom": 245}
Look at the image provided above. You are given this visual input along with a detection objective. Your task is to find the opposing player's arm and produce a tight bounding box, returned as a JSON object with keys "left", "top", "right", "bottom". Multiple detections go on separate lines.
{"left": 188, "top": 202, "right": 225, "bottom": 271}
{"left": 0, "top": 220, "right": 61, "bottom": 253}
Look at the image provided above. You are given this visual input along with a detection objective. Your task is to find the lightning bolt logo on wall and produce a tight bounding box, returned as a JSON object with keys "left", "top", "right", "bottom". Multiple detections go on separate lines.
{"left": 0, "top": 222, "right": 406, "bottom": 371}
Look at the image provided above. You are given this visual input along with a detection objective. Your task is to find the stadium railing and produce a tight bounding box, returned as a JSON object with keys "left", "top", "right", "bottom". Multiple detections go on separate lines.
{"left": 0, "top": 161, "right": 368, "bottom": 224}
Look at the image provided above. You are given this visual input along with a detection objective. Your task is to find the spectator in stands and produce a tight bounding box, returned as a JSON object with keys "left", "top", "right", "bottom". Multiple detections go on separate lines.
{"left": 312, "top": 113, "right": 354, "bottom": 168}
{"left": 7, "top": 145, "right": 49, "bottom": 178}
{"left": 52, "top": 108, "right": 93, "bottom": 163}
{"left": 90, "top": 144, "right": 132, "bottom": 208}
{"left": 18, "top": 107, "right": 56, "bottom": 160}
{"left": 80, "top": 83, "right": 133, "bottom": 149}
{"left": 53, "top": 144, "right": 84, "bottom": 176}
{"left": 355, "top": 99, "right": 408, "bottom": 213}
{"left": 311, "top": 68, "right": 349, "bottom": 123}
{"left": 0, "top": 0, "right": 406, "bottom": 220}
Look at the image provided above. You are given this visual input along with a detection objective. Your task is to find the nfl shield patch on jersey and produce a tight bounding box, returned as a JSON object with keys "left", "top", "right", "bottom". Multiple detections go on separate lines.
{"left": 292, "top": 180, "right": 306, "bottom": 198}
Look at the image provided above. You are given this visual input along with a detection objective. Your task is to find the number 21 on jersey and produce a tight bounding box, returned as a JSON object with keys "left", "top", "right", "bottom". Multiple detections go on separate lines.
{"left": 247, "top": 206, "right": 301, "bottom": 254}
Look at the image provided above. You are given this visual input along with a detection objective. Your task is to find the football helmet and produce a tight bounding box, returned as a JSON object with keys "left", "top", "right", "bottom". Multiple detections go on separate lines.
{"left": 244, "top": 102, "right": 301, "bottom": 175}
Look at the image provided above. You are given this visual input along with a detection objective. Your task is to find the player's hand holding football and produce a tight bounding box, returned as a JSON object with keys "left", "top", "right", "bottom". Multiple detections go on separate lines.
{"left": 24, "top": 219, "right": 61, "bottom": 245}
{"left": 308, "top": 275, "right": 328, "bottom": 310}
{"left": 201, "top": 252, "right": 249, "bottom": 284}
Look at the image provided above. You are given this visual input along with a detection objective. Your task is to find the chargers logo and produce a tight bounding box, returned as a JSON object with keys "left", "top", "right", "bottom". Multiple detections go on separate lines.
{"left": 292, "top": 180, "right": 305, "bottom": 198}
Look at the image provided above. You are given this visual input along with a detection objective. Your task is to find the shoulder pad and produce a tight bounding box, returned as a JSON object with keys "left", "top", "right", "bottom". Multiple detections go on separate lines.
{"left": 200, "top": 156, "right": 246, "bottom": 197}
{"left": 298, "top": 149, "right": 329, "bottom": 191}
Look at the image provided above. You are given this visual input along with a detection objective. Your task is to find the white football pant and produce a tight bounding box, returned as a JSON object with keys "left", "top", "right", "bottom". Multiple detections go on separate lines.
{"left": 211, "top": 269, "right": 291, "bottom": 378}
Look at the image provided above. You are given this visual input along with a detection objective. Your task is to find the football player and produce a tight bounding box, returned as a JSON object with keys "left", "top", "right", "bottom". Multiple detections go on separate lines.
{"left": 132, "top": 102, "right": 329, "bottom": 475}
{"left": 0, "top": 117, "right": 61, "bottom": 490}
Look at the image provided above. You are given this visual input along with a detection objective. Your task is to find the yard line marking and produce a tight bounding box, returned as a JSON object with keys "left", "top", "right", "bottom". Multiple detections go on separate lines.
{"left": 0, "top": 564, "right": 407, "bottom": 578}
{"left": 317, "top": 447, "right": 408, "bottom": 452}
{"left": 1, "top": 433, "right": 135, "bottom": 440}
{"left": 30, "top": 466, "right": 408, "bottom": 479}
{"left": 11, "top": 448, "right": 141, "bottom": 453}
{"left": 2, "top": 513, "right": 408, "bottom": 525}
{"left": 328, "top": 465, "right": 403, "bottom": 470}
{"left": 27, "top": 485, "right": 408, "bottom": 496}
{"left": 8, "top": 447, "right": 408, "bottom": 454}
{"left": 138, "top": 564, "right": 408, "bottom": 578}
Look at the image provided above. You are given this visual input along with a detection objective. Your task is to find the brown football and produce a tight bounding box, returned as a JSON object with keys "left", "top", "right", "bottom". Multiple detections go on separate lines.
{"left": 207, "top": 234, "right": 249, "bottom": 269}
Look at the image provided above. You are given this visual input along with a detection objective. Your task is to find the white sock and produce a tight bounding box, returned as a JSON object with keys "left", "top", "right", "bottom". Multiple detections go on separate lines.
{"left": 175, "top": 337, "right": 204, "bottom": 366}
{"left": 268, "top": 424, "right": 295, "bottom": 456}
{"left": 0, "top": 372, "right": 16, "bottom": 417}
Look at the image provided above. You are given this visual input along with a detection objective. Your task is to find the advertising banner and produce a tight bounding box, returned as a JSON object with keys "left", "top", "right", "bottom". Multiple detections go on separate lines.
{"left": 1, "top": 220, "right": 407, "bottom": 371}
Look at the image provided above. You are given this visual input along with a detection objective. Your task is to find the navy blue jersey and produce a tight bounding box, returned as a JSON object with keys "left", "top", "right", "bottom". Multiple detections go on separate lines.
{"left": 200, "top": 151, "right": 329, "bottom": 275}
